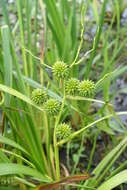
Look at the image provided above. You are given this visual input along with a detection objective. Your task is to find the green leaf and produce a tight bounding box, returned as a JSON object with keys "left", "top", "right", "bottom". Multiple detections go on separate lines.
{"left": 0, "top": 163, "right": 52, "bottom": 183}
{"left": 44, "top": 0, "right": 65, "bottom": 55}
{"left": 84, "top": 136, "right": 127, "bottom": 188}
{"left": 97, "top": 170, "right": 127, "bottom": 190}
{"left": 0, "top": 135, "right": 29, "bottom": 156}
{"left": 1, "top": 25, "right": 12, "bottom": 106}
{"left": 0, "top": 84, "right": 44, "bottom": 112}
{"left": 1, "top": 149, "right": 35, "bottom": 168}
{"left": 1, "top": 0, "right": 11, "bottom": 30}
{"left": 93, "top": 136, "right": 127, "bottom": 177}
{"left": 66, "top": 95, "right": 110, "bottom": 106}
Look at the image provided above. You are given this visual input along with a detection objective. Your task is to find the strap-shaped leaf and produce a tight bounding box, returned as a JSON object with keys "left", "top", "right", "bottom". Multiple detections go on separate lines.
{"left": 0, "top": 135, "right": 29, "bottom": 156}
{"left": 0, "top": 84, "right": 44, "bottom": 112}
{"left": 97, "top": 170, "right": 127, "bottom": 190}
{"left": 0, "top": 163, "right": 52, "bottom": 183}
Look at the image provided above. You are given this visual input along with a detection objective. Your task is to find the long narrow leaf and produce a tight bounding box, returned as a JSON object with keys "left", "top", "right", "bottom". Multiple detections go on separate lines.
{"left": 0, "top": 84, "right": 44, "bottom": 112}
{"left": 97, "top": 170, "right": 127, "bottom": 190}
{"left": 0, "top": 163, "right": 52, "bottom": 183}
{"left": 1, "top": 25, "right": 12, "bottom": 106}
{"left": 0, "top": 135, "right": 29, "bottom": 156}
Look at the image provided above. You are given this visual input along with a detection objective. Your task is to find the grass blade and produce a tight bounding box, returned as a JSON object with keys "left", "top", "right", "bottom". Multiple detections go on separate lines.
{"left": 0, "top": 84, "right": 44, "bottom": 112}
{"left": 97, "top": 170, "right": 127, "bottom": 190}
{"left": 1, "top": 25, "right": 12, "bottom": 106}
{"left": 0, "top": 163, "right": 51, "bottom": 183}
{"left": 0, "top": 135, "right": 29, "bottom": 156}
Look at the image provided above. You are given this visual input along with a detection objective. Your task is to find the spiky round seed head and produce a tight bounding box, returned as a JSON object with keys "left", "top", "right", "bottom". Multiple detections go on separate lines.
{"left": 52, "top": 61, "right": 69, "bottom": 79}
{"left": 44, "top": 99, "right": 61, "bottom": 116}
{"left": 56, "top": 123, "right": 72, "bottom": 140}
{"left": 31, "top": 88, "right": 47, "bottom": 105}
{"left": 66, "top": 78, "right": 80, "bottom": 96}
{"left": 78, "top": 80, "right": 95, "bottom": 97}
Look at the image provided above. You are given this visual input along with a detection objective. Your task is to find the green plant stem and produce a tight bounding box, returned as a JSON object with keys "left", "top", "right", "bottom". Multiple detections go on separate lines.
{"left": 54, "top": 80, "right": 66, "bottom": 180}
{"left": 86, "top": 131, "right": 98, "bottom": 172}
{"left": 72, "top": 134, "right": 85, "bottom": 175}
{"left": 43, "top": 112, "right": 55, "bottom": 179}
{"left": 23, "top": 47, "right": 52, "bottom": 69}
{"left": 85, "top": 0, "right": 107, "bottom": 78}
{"left": 70, "top": 4, "right": 85, "bottom": 68}
{"left": 66, "top": 95, "right": 112, "bottom": 106}
{"left": 57, "top": 111, "right": 127, "bottom": 146}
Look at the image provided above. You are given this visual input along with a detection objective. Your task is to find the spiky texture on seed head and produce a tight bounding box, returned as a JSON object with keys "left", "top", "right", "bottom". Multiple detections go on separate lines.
{"left": 52, "top": 61, "right": 69, "bottom": 79}
{"left": 66, "top": 78, "right": 80, "bottom": 96}
{"left": 56, "top": 123, "right": 72, "bottom": 140}
{"left": 44, "top": 99, "right": 61, "bottom": 116}
{"left": 78, "top": 80, "right": 95, "bottom": 97}
{"left": 31, "top": 88, "right": 47, "bottom": 105}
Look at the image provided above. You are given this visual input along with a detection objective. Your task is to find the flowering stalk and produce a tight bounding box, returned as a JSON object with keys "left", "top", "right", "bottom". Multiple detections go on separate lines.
{"left": 53, "top": 80, "right": 66, "bottom": 180}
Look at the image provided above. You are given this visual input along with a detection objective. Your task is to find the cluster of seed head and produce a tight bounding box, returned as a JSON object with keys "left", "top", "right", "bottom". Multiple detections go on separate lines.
{"left": 66, "top": 78, "right": 80, "bottom": 96}
{"left": 31, "top": 88, "right": 47, "bottom": 105}
{"left": 31, "top": 61, "right": 96, "bottom": 118}
{"left": 52, "top": 61, "right": 96, "bottom": 97}
{"left": 31, "top": 88, "right": 61, "bottom": 116}
{"left": 0, "top": 175, "right": 15, "bottom": 186}
{"left": 44, "top": 99, "right": 61, "bottom": 116}
{"left": 56, "top": 123, "right": 72, "bottom": 140}
{"left": 78, "top": 80, "right": 95, "bottom": 97}
{"left": 65, "top": 78, "right": 95, "bottom": 97}
{"left": 52, "top": 61, "right": 69, "bottom": 79}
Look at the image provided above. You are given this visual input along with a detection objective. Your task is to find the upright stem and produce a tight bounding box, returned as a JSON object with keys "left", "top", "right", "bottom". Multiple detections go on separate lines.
{"left": 44, "top": 112, "right": 55, "bottom": 179}
{"left": 16, "top": 0, "right": 28, "bottom": 77}
{"left": 54, "top": 80, "right": 66, "bottom": 180}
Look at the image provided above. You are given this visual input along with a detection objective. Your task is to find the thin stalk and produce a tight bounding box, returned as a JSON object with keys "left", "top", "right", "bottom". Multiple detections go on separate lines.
{"left": 54, "top": 80, "right": 66, "bottom": 180}
{"left": 67, "top": 142, "right": 71, "bottom": 171}
{"left": 66, "top": 95, "right": 112, "bottom": 106}
{"left": 72, "top": 134, "right": 85, "bottom": 175}
{"left": 85, "top": 0, "right": 107, "bottom": 78}
{"left": 86, "top": 131, "right": 98, "bottom": 172}
{"left": 73, "top": 48, "right": 93, "bottom": 66}
{"left": 43, "top": 112, "right": 55, "bottom": 179}
{"left": 70, "top": 4, "right": 85, "bottom": 68}
{"left": 23, "top": 47, "right": 52, "bottom": 69}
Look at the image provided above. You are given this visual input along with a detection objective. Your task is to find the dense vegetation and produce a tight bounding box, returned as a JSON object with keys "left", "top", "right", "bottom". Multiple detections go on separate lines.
{"left": 0, "top": 0, "right": 127, "bottom": 190}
